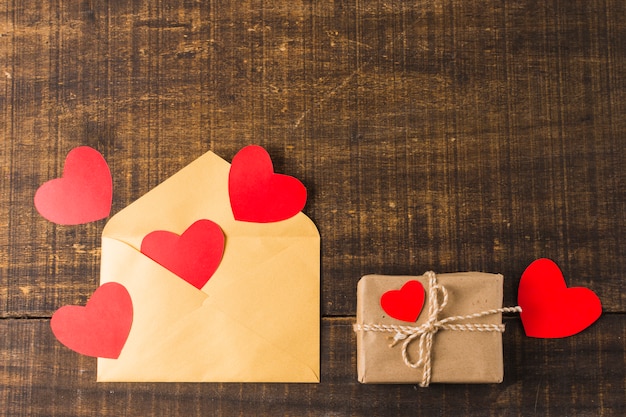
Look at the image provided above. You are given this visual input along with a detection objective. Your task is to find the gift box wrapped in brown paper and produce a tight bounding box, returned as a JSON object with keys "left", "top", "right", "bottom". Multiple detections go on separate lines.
{"left": 355, "top": 272, "right": 511, "bottom": 385}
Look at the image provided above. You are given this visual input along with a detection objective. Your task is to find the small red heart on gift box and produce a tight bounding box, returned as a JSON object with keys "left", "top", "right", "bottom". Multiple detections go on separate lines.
{"left": 141, "top": 219, "right": 225, "bottom": 289}
{"left": 380, "top": 280, "right": 426, "bottom": 322}
{"left": 518, "top": 258, "right": 602, "bottom": 338}
{"left": 228, "top": 145, "right": 307, "bottom": 223}
{"left": 34, "top": 146, "right": 112, "bottom": 225}
{"left": 51, "top": 282, "right": 133, "bottom": 359}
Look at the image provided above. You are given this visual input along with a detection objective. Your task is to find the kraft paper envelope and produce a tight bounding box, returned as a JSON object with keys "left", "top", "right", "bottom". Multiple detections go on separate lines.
{"left": 96, "top": 150, "right": 320, "bottom": 382}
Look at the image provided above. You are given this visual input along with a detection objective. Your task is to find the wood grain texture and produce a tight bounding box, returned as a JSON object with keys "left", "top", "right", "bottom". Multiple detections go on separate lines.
{"left": 1, "top": 0, "right": 625, "bottom": 415}
{"left": 0, "top": 318, "right": 625, "bottom": 416}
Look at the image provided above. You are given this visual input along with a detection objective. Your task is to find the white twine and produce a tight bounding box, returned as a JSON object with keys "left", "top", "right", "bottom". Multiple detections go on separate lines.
{"left": 354, "top": 271, "right": 522, "bottom": 387}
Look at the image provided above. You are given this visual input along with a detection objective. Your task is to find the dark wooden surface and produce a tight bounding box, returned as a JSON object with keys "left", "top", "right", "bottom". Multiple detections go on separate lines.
{"left": 1, "top": 0, "right": 625, "bottom": 415}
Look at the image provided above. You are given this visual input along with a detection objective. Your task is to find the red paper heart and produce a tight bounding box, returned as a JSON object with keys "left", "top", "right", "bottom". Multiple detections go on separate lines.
{"left": 518, "top": 258, "right": 602, "bottom": 338}
{"left": 228, "top": 145, "right": 307, "bottom": 223}
{"left": 140, "top": 219, "right": 225, "bottom": 289}
{"left": 380, "top": 280, "right": 426, "bottom": 322}
{"left": 50, "top": 282, "right": 133, "bottom": 359}
{"left": 34, "top": 146, "right": 112, "bottom": 225}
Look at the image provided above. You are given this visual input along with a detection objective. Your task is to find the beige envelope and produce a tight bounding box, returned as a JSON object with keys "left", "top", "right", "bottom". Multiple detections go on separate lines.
{"left": 96, "top": 151, "right": 320, "bottom": 382}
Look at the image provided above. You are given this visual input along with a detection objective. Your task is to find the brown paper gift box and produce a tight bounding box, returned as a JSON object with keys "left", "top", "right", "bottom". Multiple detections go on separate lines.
{"left": 355, "top": 272, "right": 505, "bottom": 384}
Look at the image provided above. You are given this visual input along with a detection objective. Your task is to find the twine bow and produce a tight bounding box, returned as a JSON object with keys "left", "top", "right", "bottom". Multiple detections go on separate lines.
{"left": 354, "top": 271, "right": 522, "bottom": 387}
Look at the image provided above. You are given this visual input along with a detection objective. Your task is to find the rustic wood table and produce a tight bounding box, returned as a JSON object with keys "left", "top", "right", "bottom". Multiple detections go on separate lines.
{"left": 1, "top": 1, "right": 625, "bottom": 416}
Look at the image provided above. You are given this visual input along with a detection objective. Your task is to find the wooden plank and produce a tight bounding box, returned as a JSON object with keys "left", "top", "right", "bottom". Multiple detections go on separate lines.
{"left": 2, "top": 0, "right": 626, "bottom": 319}
{"left": 0, "top": 317, "right": 624, "bottom": 416}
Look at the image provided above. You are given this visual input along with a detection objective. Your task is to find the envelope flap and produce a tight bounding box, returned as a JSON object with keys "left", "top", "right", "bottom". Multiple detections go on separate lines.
{"left": 102, "top": 151, "right": 319, "bottom": 251}
{"left": 100, "top": 237, "right": 208, "bottom": 326}
{"left": 204, "top": 238, "right": 320, "bottom": 371}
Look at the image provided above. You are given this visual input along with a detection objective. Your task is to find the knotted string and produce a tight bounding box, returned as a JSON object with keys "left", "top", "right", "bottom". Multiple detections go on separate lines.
{"left": 354, "top": 271, "right": 522, "bottom": 387}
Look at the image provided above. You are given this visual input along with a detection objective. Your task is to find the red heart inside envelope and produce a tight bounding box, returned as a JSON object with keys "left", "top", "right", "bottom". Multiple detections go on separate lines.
{"left": 228, "top": 145, "right": 307, "bottom": 223}
{"left": 34, "top": 146, "right": 112, "bottom": 225}
{"left": 380, "top": 280, "right": 426, "bottom": 322}
{"left": 518, "top": 258, "right": 602, "bottom": 338}
{"left": 140, "top": 219, "right": 225, "bottom": 289}
{"left": 50, "top": 282, "right": 133, "bottom": 359}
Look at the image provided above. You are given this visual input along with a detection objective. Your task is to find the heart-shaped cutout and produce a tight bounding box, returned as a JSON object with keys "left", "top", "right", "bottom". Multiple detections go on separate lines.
{"left": 140, "top": 219, "right": 225, "bottom": 289}
{"left": 51, "top": 282, "right": 133, "bottom": 359}
{"left": 34, "top": 146, "right": 112, "bottom": 225}
{"left": 518, "top": 258, "right": 602, "bottom": 338}
{"left": 228, "top": 145, "right": 307, "bottom": 223}
{"left": 380, "top": 280, "right": 426, "bottom": 322}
